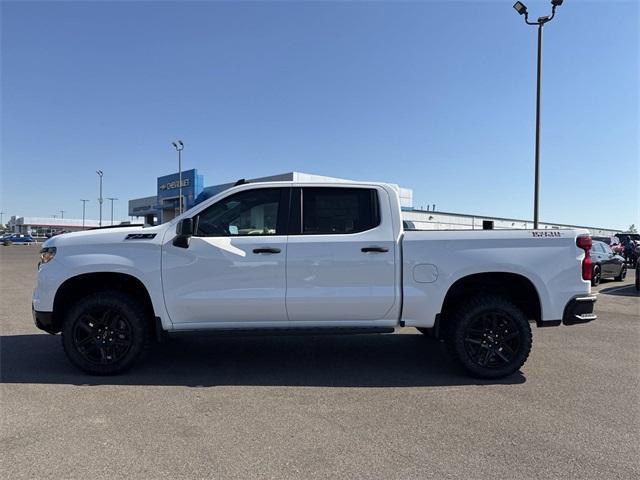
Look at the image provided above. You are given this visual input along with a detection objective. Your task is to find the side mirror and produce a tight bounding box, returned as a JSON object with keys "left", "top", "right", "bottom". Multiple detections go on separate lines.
{"left": 173, "top": 218, "right": 193, "bottom": 248}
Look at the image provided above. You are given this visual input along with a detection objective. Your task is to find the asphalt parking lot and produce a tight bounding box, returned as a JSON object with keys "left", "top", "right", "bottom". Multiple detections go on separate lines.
{"left": 1, "top": 245, "right": 639, "bottom": 479}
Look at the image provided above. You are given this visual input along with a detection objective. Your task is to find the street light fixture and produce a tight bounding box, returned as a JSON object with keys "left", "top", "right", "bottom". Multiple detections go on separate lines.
{"left": 513, "top": 1, "right": 527, "bottom": 15}
{"left": 106, "top": 197, "right": 118, "bottom": 226}
{"left": 512, "top": 0, "right": 563, "bottom": 229}
{"left": 171, "top": 140, "right": 184, "bottom": 215}
{"left": 96, "top": 170, "right": 104, "bottom": 227}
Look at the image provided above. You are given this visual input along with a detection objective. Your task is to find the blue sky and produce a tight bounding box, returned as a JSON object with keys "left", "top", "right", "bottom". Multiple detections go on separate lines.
{"left": 2, "top": 0, "right": 638, "bottom": 229}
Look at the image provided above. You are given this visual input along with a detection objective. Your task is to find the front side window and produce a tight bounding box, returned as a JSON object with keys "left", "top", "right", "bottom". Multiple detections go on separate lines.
{"left": 301, "top": 187, "right": 379, "bottom": 234}
{"left": 195, "top": 188, "right": 282, "bottom": 237}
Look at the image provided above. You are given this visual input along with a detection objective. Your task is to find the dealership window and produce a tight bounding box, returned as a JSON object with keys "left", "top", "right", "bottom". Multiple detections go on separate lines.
{"left": 301, "top": 187, "right": 379, "bottom": 234}
{"left": 196, "top": 188, "right": 282, "bottom": 236}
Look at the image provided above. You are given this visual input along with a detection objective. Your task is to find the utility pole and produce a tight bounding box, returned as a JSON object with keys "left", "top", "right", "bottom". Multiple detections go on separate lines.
{"left": 106, "top": 197, "right": 118, "bottom": 226}
{"left": 171, "top": 141, "right": 185, "bottom": 215}
{"left": 80, "top": 199, "right": 89, "bottom": 229}
{"left": 96, "top": 170, "right": 104, "bottom": 227}
{"left": 512, "top": 0, "right": 563, "bottom": 229}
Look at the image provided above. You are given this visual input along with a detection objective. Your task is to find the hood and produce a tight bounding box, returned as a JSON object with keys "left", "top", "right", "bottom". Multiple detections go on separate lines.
{"left": 43, "top": 224, "right": 169, "bottom": 248}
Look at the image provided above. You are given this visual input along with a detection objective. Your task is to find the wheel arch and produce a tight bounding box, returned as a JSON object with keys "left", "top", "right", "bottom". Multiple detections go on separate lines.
{"left": 439, "top": 272, "right": 543, "bottom": 331}
{"left": 51, "top": 272, "right": 156, "bottom": 335}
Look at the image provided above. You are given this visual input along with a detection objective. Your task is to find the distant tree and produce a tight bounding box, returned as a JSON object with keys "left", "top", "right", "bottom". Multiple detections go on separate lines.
{"left": 629, "top": 224, "right": 637, "bottom": 233}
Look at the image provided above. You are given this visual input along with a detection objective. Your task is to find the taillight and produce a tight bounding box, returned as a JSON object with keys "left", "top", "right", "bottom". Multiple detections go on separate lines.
{"left": 577, "top": 235, "right": 592, "bottom": 281}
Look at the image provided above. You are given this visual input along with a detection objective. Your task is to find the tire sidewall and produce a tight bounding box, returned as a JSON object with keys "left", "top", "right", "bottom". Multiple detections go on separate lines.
{"left": 61, "top": 291, "right": 149, "bottom": 375}
{"left": 447, "top": 296, "right": 532, "bottom": 379}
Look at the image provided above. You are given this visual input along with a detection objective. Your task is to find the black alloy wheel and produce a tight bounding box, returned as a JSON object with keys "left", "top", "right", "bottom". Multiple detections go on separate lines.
{"left": 445, "top": 295, "right": 532, "bottom": 379}
{"left": 62, "top": 291, "right": 149, "bottom": 375}
{"left": 463, "top": 312, "right": 520, "bottom": 369}
{"left": 72, "top": 309, "right": 133, "bottom": 366}
{"left": 592, "top": 265, "right": 601, "bottom": 286}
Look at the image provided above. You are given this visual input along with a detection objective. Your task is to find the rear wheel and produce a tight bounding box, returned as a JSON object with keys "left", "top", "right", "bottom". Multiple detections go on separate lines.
{"left": 61, "top": 291, "right": 150, "bottom": 375}
{"left": 591, "top": 265, "right": 601, "bottom": 286}
{"left": 444, "top": 295, "right": 532, "bottom": 379}
{"left": 614, "top": 265, "right": 627, "bottom": 282}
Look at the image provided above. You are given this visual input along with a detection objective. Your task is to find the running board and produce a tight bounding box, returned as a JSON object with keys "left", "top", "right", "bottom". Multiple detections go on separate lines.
{"left": 167, "top": 327, "right": 396, "bottom": 337}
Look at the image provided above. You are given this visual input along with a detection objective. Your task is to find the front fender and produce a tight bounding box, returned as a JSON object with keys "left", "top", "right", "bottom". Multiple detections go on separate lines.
{"left": 33, "top": 243, "right": 168, "bottom": 329}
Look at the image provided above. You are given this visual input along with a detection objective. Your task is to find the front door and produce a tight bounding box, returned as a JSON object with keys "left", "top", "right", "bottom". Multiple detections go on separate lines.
{"left": 162, "top": 187, "right": 289, "bottom": 327}
{"left": 286, "top": 186, "right": 398, "bottom": 323}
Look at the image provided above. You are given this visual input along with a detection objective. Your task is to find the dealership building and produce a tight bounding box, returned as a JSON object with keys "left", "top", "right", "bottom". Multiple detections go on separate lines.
{"left": 7, "top": 216, "right": 101, "bottom": 236}
{"left": 127, "top": 169, "right": 619, "bottom": 237}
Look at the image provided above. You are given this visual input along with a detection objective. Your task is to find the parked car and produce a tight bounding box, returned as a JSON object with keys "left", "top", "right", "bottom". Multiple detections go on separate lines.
{"left": 636, "top": 262, "right": 639, "bottom": 291}
{"left": 593, "top": 236, "right": 624, "bottom": 256}
{"left": 4, "top": 234, "right": 35, "bottom": 245}
{"left": 33, "top": 180, "right": 597, "bottom": 378}
{"left": 590, "top": 240, "right": 627, "bottom": 286}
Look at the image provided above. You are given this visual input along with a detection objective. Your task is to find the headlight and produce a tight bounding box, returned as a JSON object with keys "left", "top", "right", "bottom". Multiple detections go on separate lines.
{"left": 39, "top": 247, "right": 57, "bottom": 264}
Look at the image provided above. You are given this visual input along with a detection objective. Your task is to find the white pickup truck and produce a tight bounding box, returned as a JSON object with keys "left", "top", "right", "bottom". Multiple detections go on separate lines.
{"left": 33, "top": 181, "right": 597, "bottom": 378}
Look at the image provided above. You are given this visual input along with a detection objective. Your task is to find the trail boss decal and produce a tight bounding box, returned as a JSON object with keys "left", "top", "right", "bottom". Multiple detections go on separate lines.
{"left": 531, "top": 231, "right": 561, "bottom": 238}
{"left": 125, "top": 233, "right": 157, "bottom": 240}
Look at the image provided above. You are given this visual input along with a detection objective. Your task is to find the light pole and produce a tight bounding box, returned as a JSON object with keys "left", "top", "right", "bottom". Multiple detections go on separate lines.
{"left": 513, "top": 0, "right": 563, "bottom": 229}
{"left": 60, "top": 210, "right": 65, "bottom": 219}
{"left": 80, "top": 200, "right": 89, "bottom": 229}
{"left": 171, "top": 140, "right": 184, "bottom": 215}
{"left": 106, "top": 197, "right": 118, "bottom": 225}
{"left": 0, "top": 212, "right": 4, "bottom": 228}
{"left": 96, "top": 170, "right": 104, "bottom": 227}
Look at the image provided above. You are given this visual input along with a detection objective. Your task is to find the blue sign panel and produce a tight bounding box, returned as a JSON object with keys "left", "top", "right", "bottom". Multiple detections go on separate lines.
{"left": 157, "top": 169, "right": 204, "bottom": 210}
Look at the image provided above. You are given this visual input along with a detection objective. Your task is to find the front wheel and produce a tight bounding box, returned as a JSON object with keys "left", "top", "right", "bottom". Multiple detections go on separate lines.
{"left": 61, "top": 291, "right": 150, "bottom": 375}
{"left": 444, "top": 295, "right": 532, "bottom": 379}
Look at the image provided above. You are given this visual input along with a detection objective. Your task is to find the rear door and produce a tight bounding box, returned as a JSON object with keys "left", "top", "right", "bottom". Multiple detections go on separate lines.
{"left": 285, "top": 186, "right": 397, "bottom": 323}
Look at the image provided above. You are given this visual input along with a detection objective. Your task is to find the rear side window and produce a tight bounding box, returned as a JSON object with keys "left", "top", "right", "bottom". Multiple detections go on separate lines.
{"left": 301, "top": 187, "right": 379, "bottom": 234}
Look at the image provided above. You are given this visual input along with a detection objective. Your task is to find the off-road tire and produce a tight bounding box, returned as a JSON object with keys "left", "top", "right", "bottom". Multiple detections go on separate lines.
{"left": 61, "top": 291, "right": 150, "bottom": 375}
{"left": 444, "top": 295, "right": 532, "bottom": 379}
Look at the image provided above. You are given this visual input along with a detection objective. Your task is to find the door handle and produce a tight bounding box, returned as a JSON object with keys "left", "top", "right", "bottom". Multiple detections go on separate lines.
{"left": 253, "top": 248, "right": 281, "bottom": 254}
{"left": 361, "top": 246, "right": 389, "bottom": 253}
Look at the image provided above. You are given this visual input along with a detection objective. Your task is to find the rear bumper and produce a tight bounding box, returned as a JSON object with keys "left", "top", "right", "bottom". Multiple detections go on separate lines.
{"left": 32, "top": 305, "right": 60, "bottom": 334}
{"left": 562, "top": 295, "right": 597, "bottom": 326}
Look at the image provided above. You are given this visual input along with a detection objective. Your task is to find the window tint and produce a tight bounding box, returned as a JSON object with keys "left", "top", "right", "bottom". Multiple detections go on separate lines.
{"left": 196, "top": 188, "right": 282, "bottom": 237}
{"left": 302, "top": 187, "right": 379, "bottom": 234}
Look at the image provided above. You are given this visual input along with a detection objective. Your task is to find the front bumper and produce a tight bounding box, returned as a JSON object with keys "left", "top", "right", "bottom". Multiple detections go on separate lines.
{"left": 562, "top": 295, "right": 597, "bottom": 326}
{"left": 32, "top": 305, "right": 60, "bottom": 334}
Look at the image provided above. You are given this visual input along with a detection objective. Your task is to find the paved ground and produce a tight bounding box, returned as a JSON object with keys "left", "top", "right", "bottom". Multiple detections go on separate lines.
{"left": 1, "top": 244, "right": 639, "bottom": 479}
